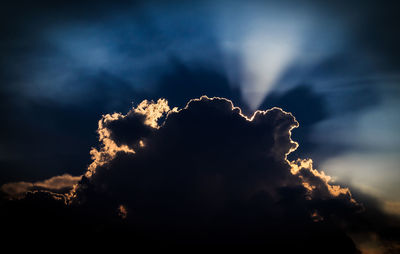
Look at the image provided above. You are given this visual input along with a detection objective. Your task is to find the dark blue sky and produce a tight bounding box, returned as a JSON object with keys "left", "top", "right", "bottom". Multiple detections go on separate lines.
{"left": 1, "top": 0, "right": 400, "bottom": 214}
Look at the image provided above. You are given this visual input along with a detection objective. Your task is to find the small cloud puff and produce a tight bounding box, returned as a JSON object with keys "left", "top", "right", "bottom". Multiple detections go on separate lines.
{"left": 1, "top": 174, "right": 81, "bottom": 199}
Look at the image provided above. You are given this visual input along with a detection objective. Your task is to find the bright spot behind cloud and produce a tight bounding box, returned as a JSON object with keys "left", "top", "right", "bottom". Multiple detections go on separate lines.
{"left": 217, "top": 3, "right": 308, "bottom": 110}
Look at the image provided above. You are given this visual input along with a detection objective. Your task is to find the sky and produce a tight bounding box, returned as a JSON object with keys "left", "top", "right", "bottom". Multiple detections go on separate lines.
{"left": 1, "top": 0, "right": 400, "bottom": 251}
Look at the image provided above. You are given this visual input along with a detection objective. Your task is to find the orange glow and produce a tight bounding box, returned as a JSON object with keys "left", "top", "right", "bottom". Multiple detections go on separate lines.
{"left": 118, "top": 205, "right": 128, "bottom": 219}
{"left": 290, "top": 158, "right": 356, "bottom": 202}
{"left": 310, "top": 211, "right": 324, "bottom": 222}
{"left": 133, "top": 98, "right": 177, "bottom": 128}
{"left": 1, "top": 174, "right": 81, "bottom": 200}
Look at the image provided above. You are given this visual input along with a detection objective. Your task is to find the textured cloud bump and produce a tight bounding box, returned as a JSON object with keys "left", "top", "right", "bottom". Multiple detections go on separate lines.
{"left": 1, "top": 96, "right": 398, "bottom": 251}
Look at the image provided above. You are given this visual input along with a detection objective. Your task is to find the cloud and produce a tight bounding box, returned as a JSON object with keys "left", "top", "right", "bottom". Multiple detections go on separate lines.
{"left": 1, "top": 96, "right": 399, "bottom": 251}
{"left": 1, "top": 174, "right": 81, "bottom": 199}
{"left": 72, "top": 96, "right": 359, "bottom": 248}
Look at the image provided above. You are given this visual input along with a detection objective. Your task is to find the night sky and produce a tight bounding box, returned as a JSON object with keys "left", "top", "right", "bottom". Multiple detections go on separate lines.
{"left": 1, "top": 0, "right": 400, "bottom": 251}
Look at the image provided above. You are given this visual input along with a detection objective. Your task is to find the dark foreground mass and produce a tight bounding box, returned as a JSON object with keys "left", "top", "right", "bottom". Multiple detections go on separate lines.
{"left": 1, "top": 97, "right": 399, "bottom": 252}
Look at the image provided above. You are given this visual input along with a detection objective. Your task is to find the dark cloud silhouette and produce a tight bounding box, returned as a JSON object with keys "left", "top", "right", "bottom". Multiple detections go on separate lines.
{"left": 3, "top": 96, "right": 398, "bottom": 252}
{"left": 261, "top": 85, "right": 329, "bottom": 128}
{"left": 260, "top": 85, "right": 330, "bottom": 160}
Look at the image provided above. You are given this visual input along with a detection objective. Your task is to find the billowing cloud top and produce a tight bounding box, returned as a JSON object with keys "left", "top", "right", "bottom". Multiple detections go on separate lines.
{"left": 1, "top": 96, "right": 399, "bottom": 252}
